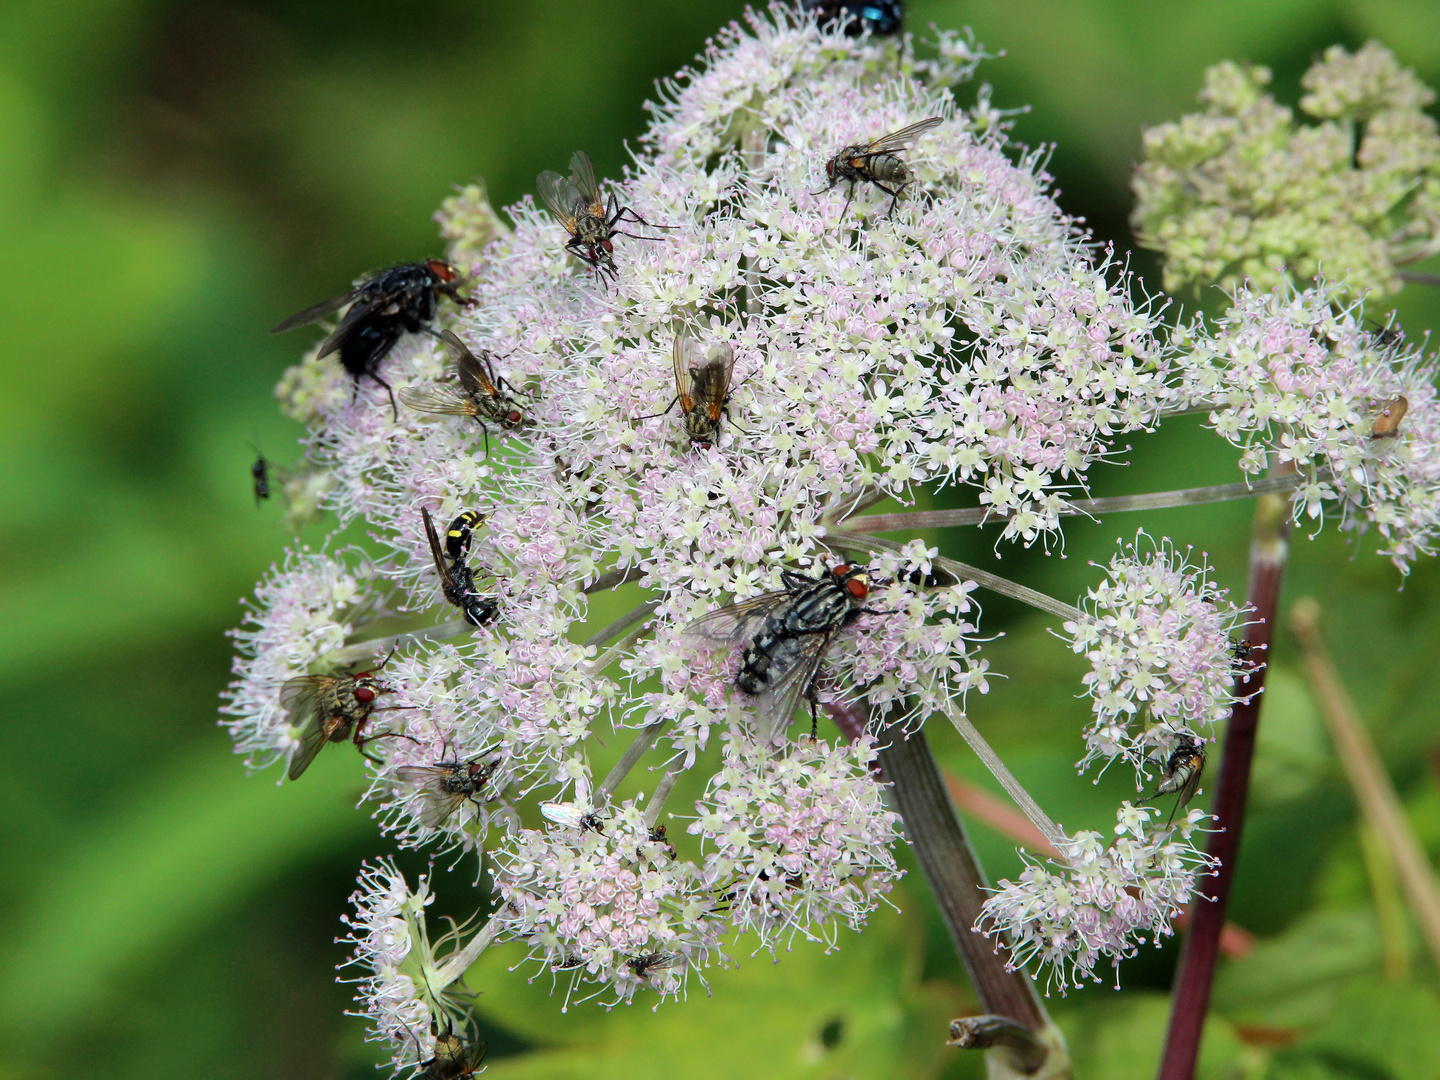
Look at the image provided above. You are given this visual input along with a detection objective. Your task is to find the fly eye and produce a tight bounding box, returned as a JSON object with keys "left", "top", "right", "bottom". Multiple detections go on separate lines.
{"left": 601, "top": 240, "right": 614, "bottom": 253}
{"left": 832, "top": 563, "right": 851, "bottom": 576}
{"left": 845, "top": 579, "right": 869, "bottom": 599}
{"left": 507, "top": 410, "right": 522, "bottom": 423}
{"left": 826, "top": 160, "right": 835, "bottom": 177}
{"left": 428, "top": 258, "right": 457, "bottom": 281}
{"left": 354, "top": 686, "right": 377, "bottom": 703}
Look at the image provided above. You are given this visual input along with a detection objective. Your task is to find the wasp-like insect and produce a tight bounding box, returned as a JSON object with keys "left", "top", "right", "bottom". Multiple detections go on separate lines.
{"left": 421, "top": 507, "right": 497, "bottom": 628}
{"left": 271, "top": 259, "right": 464, "bottom": 419}
{"left": 280, "top": 657, "right": 408, "bottom": 781}
{"left": 395, "top": 750, "right": 503, "bottom": 829}
{"left": 637, "top": 331, "right": 736, "bottom": 446}
{"left": 817, "top": 116, "right": 943, "bottom": 221}
{"left": 1139, "top": 736, "right": 1207, "bottom": 826}
{"left": 1371, "top": 395, "right": 1409, "bottom": 439}
{"left": 682, "top": 564, "right": 891, "bottom": 744}
{"left": 399, "top": 330, "right": 529, "bottom": 453}
{"left": 536, "top": 150, "right": 670, "bottom": 281}
{"left": 802, "top": 0, "right": 903, "bottom": 35}
{"left": 540, "top": 801, "right": 605, "bottom": 832}
{"left": 444, "top": 509, "right": 486, "bottom": 561}
{"left": 627, "top": 952, "right": 685, "bottom": 979}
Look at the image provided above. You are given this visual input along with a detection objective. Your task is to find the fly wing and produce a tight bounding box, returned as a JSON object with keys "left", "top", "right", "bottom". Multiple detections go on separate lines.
{"left": 270, "top": 288, "right": 360, "bottom": 334}
{"left": 421, "top": 507, "right": 459, "bottom": 594}
{"left": 568, "top": 150, "right": 605, "bottom": 218}
{"left": 680, "top": 592, "right": 788, "bottom": 646}
{"left": 691, "top": 344, "right": 734, "bottom": 422}
{"left": 672, "top": 331, "right": 702, "bottom": 414}
{"left": 395, "top": 766, "right": 467, "bottom": 830}
{"left": 398, "top": 384, "right": 480, "bottom": 418}
{"left": 540, "top": 801, "right": 593, "bottom": 829}
{"left": 750, "top": 632, "right": 830, "bottom": 745}
{"left": 867, "top": 115, "right": 944, "bottom": 154}
{"left": 465, "top": 1039, "right": 489, "bottom": 1072}
{"left": 536, "top": 170, "right": 581, "bottom": 232}
{"left": 280, "top": 676, "right": 330, "bottom": 780}
{"left": 439, "top": 329, "right": 500, "bottom": 397}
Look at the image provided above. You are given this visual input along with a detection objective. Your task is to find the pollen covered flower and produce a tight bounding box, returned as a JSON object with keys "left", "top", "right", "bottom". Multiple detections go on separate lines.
{"left": 978, "top": 804, "right": 1216, "bottom": 994}
{"left": 1062, "top": 533, "right": 1246, "bottom": 779}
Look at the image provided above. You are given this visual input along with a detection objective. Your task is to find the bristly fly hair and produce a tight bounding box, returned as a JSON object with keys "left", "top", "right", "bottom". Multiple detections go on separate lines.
{"left": 421, "top": 507, "right": 498, "bottom": 629}
{"left": 271, "top": 260, "right": 464, "bottom": 420}
{"left": 394, "top": 748, "right": 504, "bottom": 830}
{"left": 682, "top": 563, "right": 894, "bottom": 745}
{"left": 635, "top": 331, "right": 737, "bottom": 446}
{"left": 536, "top": 150, "right": 672, "bottom": 281}
{"left": 817, "top": 116, "right": 943, "bottom": 222}
{"left": 399, "top": 330, "right": 530, "bottom": 454}
{"left": 280, "top": 649, "right": 413, "bottom": 781}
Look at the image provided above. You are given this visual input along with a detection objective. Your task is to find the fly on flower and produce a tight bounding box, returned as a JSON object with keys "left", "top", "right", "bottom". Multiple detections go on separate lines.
{"left": 1140, "top": 735, "right": 1206, "bottom": 825}
{"left": 802, "top": 0, "right": 903, "bottom": 36}
{"left": 637, "top": 331, "right": 736, "bottom": 446}
{"left": 271, "top": 260, "right": 465, "bottom": 420}
{"left": 536, "top": 150, "right": 671, "bottom": 281}
{"left": 682, "top": 563, "right": 893, "bottom": 744}
{"left": 444, "top": 509, "right": 486, "bottom": 561}
{"left": 399, "top": 330, "right": 529, "bottom": 453}
{"left": 1371, "top": 395, "right": 1409, "bottom": 439}
{"left": 412, "top": 1017, "right": 488, "bottom": 1080}
{"left": 280, "top": 655, "right": 408, "bottom": 781}
{"left": 539, "top": 801, "right": 605, "bottom": 832}
{"left": 395, "top": 750, "right": 504, "bottom": 829}
{"left": 817, "top": 115, "right": 943, "bottom": 221}
{"left": 626, "top": 952, "right": 685, "bottom": 978}
{"left": 421, "top": 507, "right": 498, "bottom": 628}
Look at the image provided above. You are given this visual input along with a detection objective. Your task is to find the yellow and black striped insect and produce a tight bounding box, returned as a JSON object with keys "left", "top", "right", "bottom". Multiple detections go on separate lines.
{"left": 444, "top": 509, "right": 486, "bottom": 561}
{"left": 817, "top": 116, "right": 943, "bottom": 221}
{"left": 421, "top": 507, "right": 498, "bottom": 628}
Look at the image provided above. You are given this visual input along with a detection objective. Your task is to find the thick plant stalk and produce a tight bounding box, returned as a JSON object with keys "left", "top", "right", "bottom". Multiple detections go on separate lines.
{"left": 837, "top": 700, "right": 1069, "bottom": 1077}
{"left": 1157, "top": 493, "right": 1292, "bottom": 1080}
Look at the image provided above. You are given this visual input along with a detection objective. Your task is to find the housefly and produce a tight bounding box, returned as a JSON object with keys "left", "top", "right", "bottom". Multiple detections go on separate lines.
{"left": 399, "top": 330, "right": 529, "bottom": 453}
{"left": 1139, "top": 736, "right": 1206, "bottom": 825}
{"left": 271, "top": 259, "right": 464, "bottom": 419}
{"left": 421, "top": 507, "right": 497, "bottom": 628}
{"left": 802, "top": 0, "right": 903, "bottom": 35}
{"left": 444, "top": 509, "right": 486, "bottom": 561}
{"left": 536, "top": 150, "right": 670, "bottom": 280}
{"left": 409, "top": 1017, "right": 487, "bottom": 1080}
{"left": 682, "top": 564, "right": 891, "bottom": 744}
{"left": 280, "top": 658, "right": 407, "bottom": 781}
{"left": 395, "top": 751, "right": 503, "bottom": 829}
{"left": 637, "top": 331, "right": 736, "bottom": 446}
{"left": 817, "top": 115, "right": 943, "bottom": 221}
{"left": 1371, "top": 395, "right": 1409, "bottom": 438}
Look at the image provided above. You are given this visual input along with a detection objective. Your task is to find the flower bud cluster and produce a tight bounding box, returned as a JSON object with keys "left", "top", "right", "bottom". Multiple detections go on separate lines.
{"left": 1132, "top": 43, "right": 1440, "bottom": 297}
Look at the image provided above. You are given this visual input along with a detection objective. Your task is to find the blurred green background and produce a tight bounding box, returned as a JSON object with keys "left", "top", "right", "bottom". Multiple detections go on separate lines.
{"left": 3, "top": 1, "right": 1440, "bottom": 1077}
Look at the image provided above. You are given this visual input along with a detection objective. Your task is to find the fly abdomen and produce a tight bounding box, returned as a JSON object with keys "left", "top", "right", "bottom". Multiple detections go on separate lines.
{"left": 866, "top": 152, "right": 911, "bottom": 186}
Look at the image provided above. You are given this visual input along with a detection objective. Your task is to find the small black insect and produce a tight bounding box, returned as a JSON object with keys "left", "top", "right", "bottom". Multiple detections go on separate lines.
{"left": 817, "top": 116, "right": 943, "bottom": 221}
{"left": 682, "top": 564, "right": 892, "bottom": 744}
{"left": 627, "top": 952, "right": 685, "bottom": 979}
{"left": 272, "top": 259, "right": 464, "bottom": 419}
{"left": 399, "top": 330, "right": 530, "bottom": 453}
{"left": 636, "top": 331, "right": 737, "bottom": 446}
{"left": 540, "top": 801, "right": 605, "bottom": 832}
{"left": 279, "top": 653, "right": 410, "bottom": 781}
{"left": 444, "top": 509, "right": 486, "bottom": 562}
{"left": 421, "top": 507, "right": 498, "bottom": 628}
{"left": 803, "top": 0, "right": 903, "bottom": 36}
{"left": 394, "top": 750, "right": 503, "bottom": 829}
{"left": 1139, "top": 736, "right": 1206, "bottom": 826}
{"left": 536, "top": 151, "right": 671, "bottom": 280}
{"left": 251, "top": 453, "right": 271, "bottom": 506}
{"left": 648, "top": 823, "right": 677, "bottom": 860}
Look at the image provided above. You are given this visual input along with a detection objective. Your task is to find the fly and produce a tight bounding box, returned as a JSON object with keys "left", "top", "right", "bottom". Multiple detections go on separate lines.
{"left": 682, "top": 563, "right": 892, "bottom": 744}
{"left": 251, "top": 452, "right": 271, "bottom": 506}
{"left": 279, "top": 655, "right": 409, "bottom": 781}
{"left": 394, "top": 750, "right": 503, "bottom": 829}
{"left": 536, "top": 150, "right": 671, "bottom": 281}
{"left": 271, "top": 259, "right": 464, "bottom": 420}
{"left": 817, "top": 116, "right": 943, "bottom": 221}
{"left": 1139, "top": 736, "right": 1206, "bottom": 826}
{"left": 636, "top": 331, "right": 736, "bottom": 446}
{"left": 540, "top": 801, "right": 605, "bottom": 832}
{"left": 421, "top": 507, "right": 498, "bottom": 628}
{"left": 802, "top": 0, "right": 903, "bottom": 35}
{"left": 1371, "top": 395, "right": 1409, "bottom": 439}
{"left": 399, "top": 330, "right": 529, "bottom": 453}
{"left": 410, "top": 1017, "right": 487, "bottom": 1080}
{"left": 626, "top": 952, "right": 685, "bottom": 979}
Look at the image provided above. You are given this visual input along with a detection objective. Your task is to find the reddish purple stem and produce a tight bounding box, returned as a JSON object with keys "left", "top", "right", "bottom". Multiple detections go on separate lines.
{"left": 1157, "top": 498, "right": 1292, "bottom": 1080}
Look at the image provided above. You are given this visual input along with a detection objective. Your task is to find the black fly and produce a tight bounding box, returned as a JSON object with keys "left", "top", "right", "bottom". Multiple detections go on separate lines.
{"left": 394, "top": 750, "right": 503, "bottom": 829}
{"left": 421, "top": 507, "right": 498, "bottom": 628}
{"left": 682, "top": 564, "right": 892, "bottom": 744}
{"left": 536, "top": 151, "right": 671, "bottom": 281}
{"left": 802, "top": 0, "right": 903, "bottom": 36}
{"left": 272, "top": 259, "right": 464, "bottom": 419}
{"left": 817, "top": 116, "right": 943, "bottom": 221}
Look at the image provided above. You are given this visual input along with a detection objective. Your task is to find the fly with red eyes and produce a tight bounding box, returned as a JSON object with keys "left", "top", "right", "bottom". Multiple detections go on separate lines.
{"left": 399, "top": 330, "right": 531, "bottom": 455}
{"left": 279, "top": 653, "right": 411, "bottom": 780}
{"left": 536, "top": 150, "right": 672, "bottom": 281}
{"left": 681, "top": 563, "right": 893, "bottom": 744}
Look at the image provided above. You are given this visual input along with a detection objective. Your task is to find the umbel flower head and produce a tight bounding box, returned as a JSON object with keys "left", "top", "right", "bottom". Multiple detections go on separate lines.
{"left": 1132, "top": 42, "right": 1440, "bottom": 297}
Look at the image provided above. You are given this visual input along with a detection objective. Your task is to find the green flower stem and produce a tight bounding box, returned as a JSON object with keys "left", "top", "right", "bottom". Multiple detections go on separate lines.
{"left": 597, "top": 719, "right": 667, "bottom": 799}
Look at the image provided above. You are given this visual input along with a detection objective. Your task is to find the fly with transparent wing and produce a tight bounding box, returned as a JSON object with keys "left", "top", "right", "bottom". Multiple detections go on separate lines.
{"left": 398, "top": 330, "right": 529, "bottom": 454}
{"left": 536, "top": 150, "right": 672, "bottom": 280}
{"left": 817, "top": 116, "right": 944, "bottom": 221}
